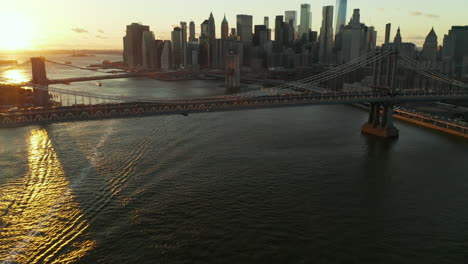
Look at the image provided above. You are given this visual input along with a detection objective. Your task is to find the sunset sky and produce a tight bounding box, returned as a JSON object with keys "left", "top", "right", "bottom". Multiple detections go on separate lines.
{"left": 1, "top": 0, "right": 466, "bottom": 51}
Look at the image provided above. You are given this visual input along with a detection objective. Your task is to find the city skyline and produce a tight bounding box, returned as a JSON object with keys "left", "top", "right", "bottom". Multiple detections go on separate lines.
{"left": 0, "top": 0, "right": 466, "bottom": 51}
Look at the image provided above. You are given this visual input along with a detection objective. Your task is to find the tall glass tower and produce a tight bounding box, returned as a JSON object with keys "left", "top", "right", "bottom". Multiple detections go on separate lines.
{"left": 335, "top": 0, "right": 347, "bottom": 34}
{"left": 299, "top": 4, "right": 312, "bottom": 40}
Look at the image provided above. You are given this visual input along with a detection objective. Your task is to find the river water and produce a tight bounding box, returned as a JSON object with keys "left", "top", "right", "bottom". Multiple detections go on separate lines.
{"left": 1, "top": 54, "right": 468, "bottom": 263}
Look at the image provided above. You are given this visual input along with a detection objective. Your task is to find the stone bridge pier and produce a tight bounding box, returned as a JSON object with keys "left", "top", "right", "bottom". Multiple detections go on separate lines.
{"left": 361, "top": 103, "right": 400, "bottom": 138}
{"left": 31, "top": 57, "right": 50, "bottom": 107}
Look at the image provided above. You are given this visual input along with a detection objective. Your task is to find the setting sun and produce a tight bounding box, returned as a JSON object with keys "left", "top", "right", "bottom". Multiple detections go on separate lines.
{"left": 0, "top": 12, "right": 34, "bottom": 51}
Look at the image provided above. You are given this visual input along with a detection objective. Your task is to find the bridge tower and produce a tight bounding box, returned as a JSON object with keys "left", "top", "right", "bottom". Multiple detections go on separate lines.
{"left": 226, "top": 52, "right": 240, "bottom": 89}
{"left": 30, "top": 57, "right": 50, "bottom": 107}
{"left": 361, "top": 51, "right": 400, "bottom": 138}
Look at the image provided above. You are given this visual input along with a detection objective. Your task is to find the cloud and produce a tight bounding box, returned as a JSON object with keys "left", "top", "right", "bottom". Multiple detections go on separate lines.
{"left": 96, "top": 35, "right": 107, "bottom": 39}
{"left": 98, "top": 29, "right": 105, "bottom": 33}
{"left": 426, "top": 14, "right": 440, "bottom": 19}
{"left": 72, "top": 28, "right": 88, "bottom": 33}
{"left": 410, "top": 11, "right": 439, "bottom": 19}
{"left": 377, "top": 8, "right": 385, "bottom": 12}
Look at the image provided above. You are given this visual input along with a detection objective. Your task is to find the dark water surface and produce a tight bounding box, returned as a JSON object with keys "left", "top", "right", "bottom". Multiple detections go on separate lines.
{"left": 1, "top": 55, "right": 468, "bottom": 264}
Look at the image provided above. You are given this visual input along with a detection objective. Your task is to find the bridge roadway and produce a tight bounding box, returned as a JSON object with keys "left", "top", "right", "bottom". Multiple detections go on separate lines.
{"left": 2, "top": 90, "right": 468, "bottom": 128}
{"left": 45, "top": 70, "right": 226, "bottom": 84}
{"left": 47, "top": 73, "right": 140, "bottom": 84}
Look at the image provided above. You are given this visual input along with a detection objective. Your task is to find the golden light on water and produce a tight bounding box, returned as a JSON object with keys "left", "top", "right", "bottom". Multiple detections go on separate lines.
{"left": 0, "top": 12, "right": 34, "bottom": 51}
{"left": 0, "top": 129, "right": 94, "bottom": 263}
{"left": 2, "top": 69, "right": 29, "bottom": 84}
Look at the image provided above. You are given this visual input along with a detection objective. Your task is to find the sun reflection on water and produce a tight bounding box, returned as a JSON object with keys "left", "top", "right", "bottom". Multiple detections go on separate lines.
{"left": 0, "top": 129, "right": 94, "bottom": 263}
{"left": 1, "top": 69, "right": 30, "bottom": 84}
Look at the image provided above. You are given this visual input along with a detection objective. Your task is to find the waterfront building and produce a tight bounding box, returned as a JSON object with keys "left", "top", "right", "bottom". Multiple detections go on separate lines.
{"left": 319, "top": 6, "right": 334, "bottom": 64}
{"left": 335, "top": 0, "right": 347, "bottom": 35}
{"left": 171, "top": 27, "right": 183, "bottom": 69}
{"left": 160, "top": 40, "right": 173, "bottom": 70}
{"left": 299, "top": 4, "right": 312, "bottom": 40}
{"left": 186, "top": 41, "right": 199, "bottom": 69}
{"left": 153, "top": 40, "right": 164, "bottom": 70}
{"left": 142, "top": 31, "right": 156, "bottom": 69}
{"left": 198, "top": 36, "right": 211, "bottom": 68}
{"left": 237, "top": 15, "right": 253, "bottom": 43}
{"left": 123, "top": 23, "right": 150, "bottom": 68}
{"left": 226, "top": 52, "right": 241, "bottom": 89}
{"left": 221, "top": 15, "right": 229, "bottom": 39}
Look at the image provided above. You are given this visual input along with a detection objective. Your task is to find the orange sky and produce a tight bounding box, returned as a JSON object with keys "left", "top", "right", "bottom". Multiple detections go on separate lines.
{"left": 1, "top": 0, "right": 466, "bottom": 51}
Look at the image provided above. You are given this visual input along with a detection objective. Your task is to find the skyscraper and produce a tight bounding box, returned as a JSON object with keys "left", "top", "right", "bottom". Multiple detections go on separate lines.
{"left": 319, "top": 6, "right": 334, "bottom": 64}
{"left": 201, "top": 20, "right": 210, "bottom": 38}
{"left": 441, "top": 26, "right": 468, "bottom": 78}
{"left": 208, "top": 12, "right": 216, "bottom": 40}
{"left": 394, "top": 27, "right": 402, "bottom": 44}
{"left": 142, "top": 31, "right": 155, "bottom": 69}
{"left": 123, "top": 23, "right": 150, "bottom": 68}
{"left": 221, "top": 15, "right": 229, "bottom": 39}
{"left": 171, "top": 27, "right": 183, "bottom": 68}
{"left": 335, "top": 0, "right": 347, "bottom": 34}
{"left": 189, "top": 21, "right": 196, "bottom": 42}
{"left": 275, "top": 15, "right": 284, "bottom": 50}
{"left": 299, "top": 4, "right": 312, "bottom": 40}
{"left": 180, "top": 22, "right": 188, "bottom": 67}
{"left": 338, "top": 9, "right": 376, "bottom": 64}
{"left": 385, "top": 23, "right": 391, "bottom": 44}
{"left": 264, "top": 17, "right": 269, "bottom": 28}
{"left": 285, "top": 11, "right": 297, "bottom": 36}
{"left": 421, "top": 28, "right": 438, "bottom": 67}
{"left": 160, "top": 40, "right": 173, "bottom": 70}
{"left": 283, "top": 20, "right": 294, "bottom": 46}
{"left": 237, "top": 15, "right": 253, "bottom": 43}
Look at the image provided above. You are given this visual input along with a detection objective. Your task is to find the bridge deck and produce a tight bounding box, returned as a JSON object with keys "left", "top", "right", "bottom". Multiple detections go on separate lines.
{"left": 2, "top": 91, "right": 468, "bottom": 128}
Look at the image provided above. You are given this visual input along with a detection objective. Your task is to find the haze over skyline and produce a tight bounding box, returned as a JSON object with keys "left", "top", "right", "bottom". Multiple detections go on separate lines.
{"left": 1, "top": 0, "right": 466, "bottom": 51}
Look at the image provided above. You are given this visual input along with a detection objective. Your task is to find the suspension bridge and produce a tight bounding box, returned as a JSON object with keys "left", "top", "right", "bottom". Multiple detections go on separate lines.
{"left": 1, "top": 50, "right": 468, "bottom": 138}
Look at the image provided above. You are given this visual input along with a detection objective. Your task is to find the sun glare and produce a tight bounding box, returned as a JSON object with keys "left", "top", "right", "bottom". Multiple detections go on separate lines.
{"left": 0, "top": 12, "right": 34, "bottom": 51}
